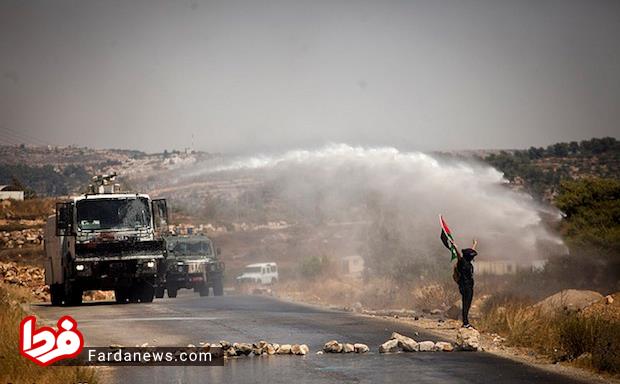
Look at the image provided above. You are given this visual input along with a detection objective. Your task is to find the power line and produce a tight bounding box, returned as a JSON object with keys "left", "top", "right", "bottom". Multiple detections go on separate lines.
{"left": 0, "top": 125, "right": 50, "bottom": 146}
{"left": 0, "top": 126, "right": 50, "bottom": 146}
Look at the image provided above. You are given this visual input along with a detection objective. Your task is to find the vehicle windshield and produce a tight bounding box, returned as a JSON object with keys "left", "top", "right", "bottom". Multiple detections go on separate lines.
{"left": 244, "top": 266, "right": 262, "bottom": 274}
{"left": 171, "top": 240, "right": 212, "bottom": 257}
{"left": 76, "top": 198, "right": 151, "bottom": 230}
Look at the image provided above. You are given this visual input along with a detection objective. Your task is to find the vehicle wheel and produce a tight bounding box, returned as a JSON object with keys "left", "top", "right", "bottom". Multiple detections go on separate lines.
{"left": 155, "top": 287, "right": 165, "bottom": 299}
{"left": 167, "top": 287, "right": 178, "bottom": 298}
{"left": 198, "top": 284, "right": 209, "bottom": 297}
{"left": 50, "top": 283, "right": 64, "bottom": 306}
{"left": 115, "top": 288, "right": 129, "bottom": 304}
{"left": 139, "top": 284, "right": 154, "bottom": 303}
{"left": 213, "top": 280, "right": 224, "bottom": 296}
{"left": 63, "top": 284, "right": 82, "bottom": 306}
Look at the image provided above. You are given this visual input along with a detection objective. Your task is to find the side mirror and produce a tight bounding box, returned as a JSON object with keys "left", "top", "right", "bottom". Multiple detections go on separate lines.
{"left": 216, "top": 247, "right": 221, "bottom": 256}
{"left": 56, "top": 202, "right": 75, "bottom": 236}
{"left": 152, "top": 199, "right": 169, "bottom": 235}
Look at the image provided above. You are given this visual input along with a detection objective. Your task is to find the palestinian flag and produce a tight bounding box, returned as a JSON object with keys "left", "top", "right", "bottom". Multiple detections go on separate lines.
{"left": 439, "top": 215, "right": 458, "bottom": 261}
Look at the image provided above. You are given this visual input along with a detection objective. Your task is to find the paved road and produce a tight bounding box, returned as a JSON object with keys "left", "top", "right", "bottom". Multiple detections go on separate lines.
{"left": 31, "top": 292, "right": 589, "bottom": 384}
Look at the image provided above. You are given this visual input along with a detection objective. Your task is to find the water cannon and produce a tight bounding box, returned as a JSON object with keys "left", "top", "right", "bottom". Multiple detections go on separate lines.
{"left": 86, "top": 172, "right": 122, "bottom": 194}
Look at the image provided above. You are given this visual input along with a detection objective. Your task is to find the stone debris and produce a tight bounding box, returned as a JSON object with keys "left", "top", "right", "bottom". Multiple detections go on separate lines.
{"left": 323, "top": 340, "right": 344, "bottom": 353}
{"left": 433, "top": 342, "right": 454, "bottom": 352}
{"left": 379, "top": 332, "right": 456, "bottom": 353}
{"left": 0, "top": 228, "right": 44, "bottom": 249}
{"left": 379, "top": 338, "right": 399, "bottom": 353}
{"left": 456, "top": 327, "right": 480, "bottom": 351}
{"left": 391, "top": 332, "right": 418, "bottom": 352}
{"left": 0, "top": 261, "right": 48, "bottom": 300}
{"left": 233, "top": 342, "right": 253, "bottom": 356}
{"left": 323, "top": 339, "right": 368, "bottom": 353}
{"left": 219, "top": 340, "right": 231, "bottom": 350}
{"left": 276, "top": 344, "right": 292, "bottom": 354}
{"left": 418, "top": 341, "right": 435, "bottom": 352}
{"left": 291, "top": 344, "right": 309, "bottom": 355}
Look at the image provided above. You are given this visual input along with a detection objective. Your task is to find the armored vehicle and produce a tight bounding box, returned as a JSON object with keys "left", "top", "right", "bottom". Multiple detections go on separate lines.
{"left": 44, "top": 173, "right": 169, "bottom": 305}
{"left": 161, "top": 235, "right": 225, "bottom": 298}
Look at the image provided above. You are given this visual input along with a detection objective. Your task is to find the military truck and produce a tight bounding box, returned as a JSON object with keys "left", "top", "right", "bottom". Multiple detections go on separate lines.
{"left": 160, "top": 235, "right": 224, "bottom": 298}
{"left": 44, "top": 173, "right": 169, "bottom": 305}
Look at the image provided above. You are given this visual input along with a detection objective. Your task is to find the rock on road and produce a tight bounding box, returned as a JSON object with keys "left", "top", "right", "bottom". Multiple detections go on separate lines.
{"left": 30, "top": 292, "right": 590, "bottom": 384}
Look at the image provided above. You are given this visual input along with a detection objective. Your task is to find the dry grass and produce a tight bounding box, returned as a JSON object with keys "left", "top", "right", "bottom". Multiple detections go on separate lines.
{"left": 277, "top": 276, "right": 459, "bottom": 312}
{"left": 410, "top": 279, "right": 460, "bottom": 311}
{"left": 0, "top": 283, "right": 98, "bottom": 384}
{"left": 478, "top": 293, "right": 620, "bottom": 374}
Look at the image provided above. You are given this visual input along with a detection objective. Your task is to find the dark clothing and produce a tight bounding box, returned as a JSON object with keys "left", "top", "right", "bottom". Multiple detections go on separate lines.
{"left": 456, "top": 248, "right": 477, "bottom": 288}
{"left": 460, "top": 285, "right": 474, "bottom": 325}
{"left": 457, "top": 248, "right": 477, "bottom": 325}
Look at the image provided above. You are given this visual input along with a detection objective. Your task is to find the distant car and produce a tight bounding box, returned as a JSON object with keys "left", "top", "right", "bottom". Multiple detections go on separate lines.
{"left": 236, "top": 262, "right": 278, "bottom": 285}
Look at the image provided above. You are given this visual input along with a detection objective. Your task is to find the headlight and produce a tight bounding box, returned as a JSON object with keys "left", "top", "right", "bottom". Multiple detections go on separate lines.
{"left": 147, "top": 261, "right": 155, "bottom": 268}
{"left": 76, "top": 264, "right": 85, "bottom": 271}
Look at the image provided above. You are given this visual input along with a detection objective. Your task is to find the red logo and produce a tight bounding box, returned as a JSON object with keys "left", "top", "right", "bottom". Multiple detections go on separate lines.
{"left": 19, "top": 315, "right": 84, "bottom": 366}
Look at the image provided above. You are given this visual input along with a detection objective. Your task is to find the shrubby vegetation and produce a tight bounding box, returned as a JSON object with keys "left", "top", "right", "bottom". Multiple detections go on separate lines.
{"left": 484, "top": 137, "right": 620, "bottom": 200}
{"left": 0, "top": 164, "right": 90, "bottom": 197}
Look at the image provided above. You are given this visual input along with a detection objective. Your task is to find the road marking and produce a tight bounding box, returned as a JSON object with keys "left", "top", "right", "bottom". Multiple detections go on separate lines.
{"left": 78, "top": 316, "right": 220, "bottom": 322}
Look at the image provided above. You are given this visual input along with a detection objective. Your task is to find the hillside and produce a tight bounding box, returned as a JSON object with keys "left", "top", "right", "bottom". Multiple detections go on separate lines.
{"left": 0, "top": 145, "right": 216, "bottom": 196}
{"left": 482, "top": 137, "right": 620, "bottom": 201}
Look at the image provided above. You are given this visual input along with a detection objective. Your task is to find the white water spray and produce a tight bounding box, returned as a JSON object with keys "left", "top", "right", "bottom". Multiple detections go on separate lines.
{"left": 184, "top": 144, "right": 565, "bottom": 264}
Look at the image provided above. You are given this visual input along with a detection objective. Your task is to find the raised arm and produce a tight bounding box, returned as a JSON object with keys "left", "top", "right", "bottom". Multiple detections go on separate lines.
{"left": 472, "top": 239, "right": 478, "bottom": 251}
{"left": 452, "top": 239, "right": 463, "bottom": 259}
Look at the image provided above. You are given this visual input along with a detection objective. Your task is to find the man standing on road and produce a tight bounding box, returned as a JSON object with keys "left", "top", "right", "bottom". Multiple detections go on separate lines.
{"left": 454, "top": 239, "right": 478, "bottom": 329}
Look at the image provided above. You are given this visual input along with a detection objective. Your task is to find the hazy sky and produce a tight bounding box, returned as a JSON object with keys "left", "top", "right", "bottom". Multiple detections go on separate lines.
{"left": 1, "top": 0, "right": 619, "bottom": 154}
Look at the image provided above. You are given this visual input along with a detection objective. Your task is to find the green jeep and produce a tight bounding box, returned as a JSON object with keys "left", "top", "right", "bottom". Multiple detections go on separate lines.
{"left": 159, "top": 235, "right": 225, "bottom": 298}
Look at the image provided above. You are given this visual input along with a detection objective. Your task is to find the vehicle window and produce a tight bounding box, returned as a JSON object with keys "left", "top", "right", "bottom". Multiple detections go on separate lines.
{"left": 244, "top": 266, "right": 262, "bottom": 273}
{"left": 77, "top": 198, "right": 151, "bottom": 230}
{"left": 172, "top": 241, "right": 212, "bottom": 256}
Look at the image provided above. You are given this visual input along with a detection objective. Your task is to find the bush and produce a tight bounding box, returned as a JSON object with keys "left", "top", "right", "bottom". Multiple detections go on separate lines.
{"left": 298, "top": 255, "right": 332, "bottom": 280}
{"left": 479, "top": 294, "right": 620, "bottom": 374}
{"left": 556, "top": 312, "right": 620, "bottom": 373}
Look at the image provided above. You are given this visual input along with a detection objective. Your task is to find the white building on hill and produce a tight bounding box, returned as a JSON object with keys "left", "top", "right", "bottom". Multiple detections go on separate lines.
{"left": 0, "top": 185, "right": 24, "bottom": 200}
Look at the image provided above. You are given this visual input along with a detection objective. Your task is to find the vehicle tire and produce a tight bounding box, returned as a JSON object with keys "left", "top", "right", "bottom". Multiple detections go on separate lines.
{"left": 62, "top": 284, "right": 82, "bottom": 306}
{"left": 198, "top": 284, "right": 209, "bottom": 297}
{"left": 154, "top": 287, "right": 165, "bottom": 299}
{"left": 140, "top": 284, "right": 154, "bottom": 303}
{"left": 213, "top": 280, "right": 224, "bottom": 296}
{"left": 50, "top": 283, "right": 64, "bottom": 306}
{"left": 115, "top": 288, "right": 129, "bottom": 304}
{"left": 167, "top": 287, "right": 178, "bottom": 298}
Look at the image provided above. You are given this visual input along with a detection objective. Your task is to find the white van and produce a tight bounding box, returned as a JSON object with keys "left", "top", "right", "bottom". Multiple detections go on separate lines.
{"left": 236, "top": 262, "right": 278, "bottom": 285}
